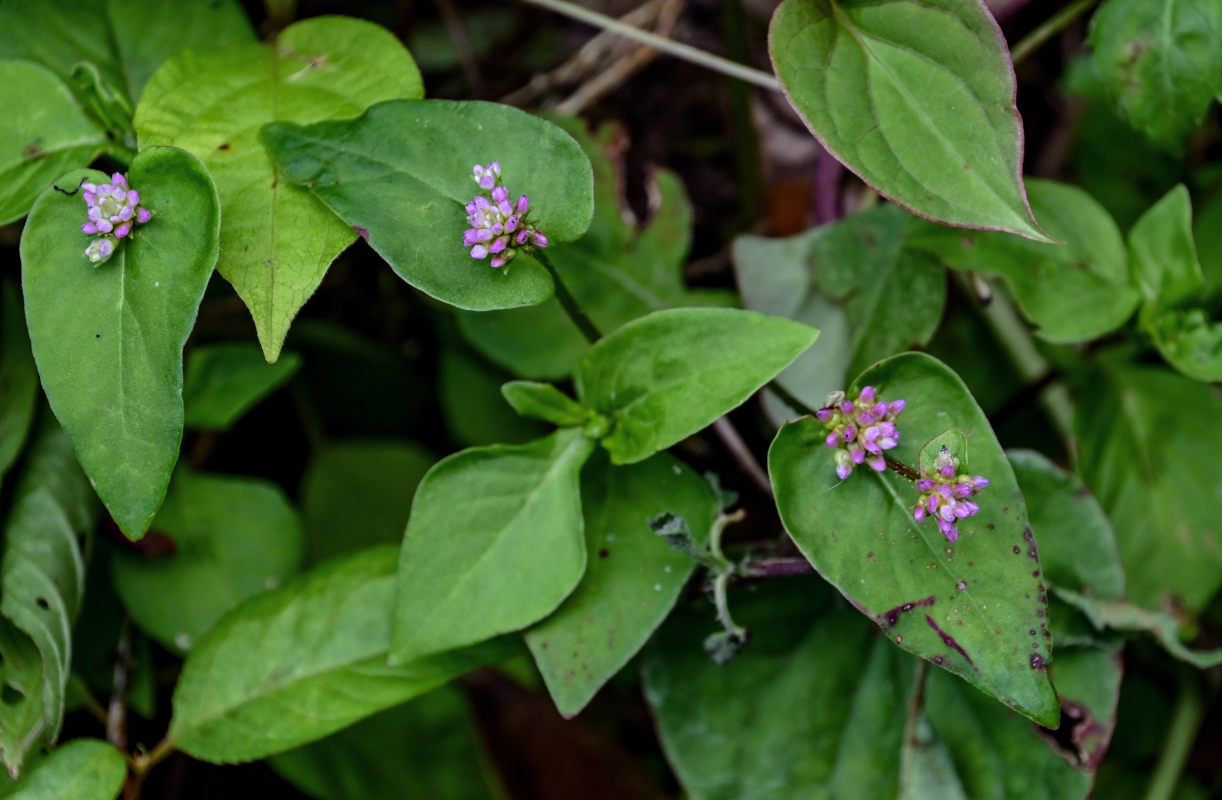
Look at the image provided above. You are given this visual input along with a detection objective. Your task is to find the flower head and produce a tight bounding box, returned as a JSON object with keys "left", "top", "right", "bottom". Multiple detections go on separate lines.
{"left": 912, "top": 446, "right": 989, "bottom": 543}
{"left": 462, "top": 162, "right": 548, "bottom": 269}
{"left": 816, "top": 386, "right": 906, "bottom": 480}
{"left": 80, "top": 172, "right": 152, "bottom": 264}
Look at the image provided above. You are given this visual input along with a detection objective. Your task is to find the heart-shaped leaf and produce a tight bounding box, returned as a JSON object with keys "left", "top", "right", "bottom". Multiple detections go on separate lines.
{"left": 170, "top": 546, "right": 511, "bottom": 763}
{"left": 576, "top": 308, "right": 818, "bottom": 464}
{"left": 262, "top": 100, "right": 594, "bottom": 312}
{"left": 134, "top": 16, "right": 423, "bottom": 361}
{"left": 21, "top": 149, "right": 220, "bottom": 538}
{"left": 392, "top": 429, "right": 595, "bottom": 664}
{"left": 769, "top": 0, "right": 1047, "bottom": 240}
{"left": 769, "top": 352, "right": 1059, "bottom": 726}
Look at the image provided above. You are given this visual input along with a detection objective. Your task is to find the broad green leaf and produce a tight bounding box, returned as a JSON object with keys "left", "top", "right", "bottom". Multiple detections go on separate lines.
{"left": 1148, "top": 308, "right": 1222, "bottom": 382}
{"left": 525, "top": 451, "right": 718, "bottom": 717}
{"left": 1194, "top": 190, "right": 1222, "bottom": 296}
{"left": 908, "top": 180, "right": 1140, "bottom": 343}
{"left": 733, "top": 228, "right": 852, "bottom": 423}
{"left": 183, "top": 343, "right": 302, "bottom": 431}
{"left": 21, "top": 149, "right": 220, "bottom": 538}
{"left": 808, "top": 205, "right": 946, "bottom": 377}
{"left": 768, "top": 0, "right": 1047, "bottom": 239}
{"left": 1074, "top": 358, "right": 1222, "bottom": 613}
{"left": 0, "top": 62, "right": 106, "bottom": 226}
{"left": 170, "top": 547, "right": 511, "bottom": 763}
{"left": 643, "top": 582, "right": 1096, "bottom": 800}
{"left": 262, "top": 100, "right": 592, "bottom": 314}
{"left": 392, "top": 429, "right": 595, "bottom": 663}
{"left": 1129, "top": 185, "right": 1203, "bottom": 314}
{"left": 1055, "top": 588, "right": 1222, "bottom": 669}
{"left": 456, "top": 118, "right": 732, "bottom": 379}
{"left": 0, "top": 0, "right": 254, "bottom": 111}
{"left": 1044, "top": 644, "right": 1124, "bottom": 769}
{"left": 0, "top": 282, "right": 38, "bottom": 493}
{"left": 769, "top": 353, "right": 1059, "bottom": 726}
{"left": 0, "top": 423, "right": 95, "bottom": 775}
{"left": 135, "top": 17, "right": 423, "bottom": 360}
{"left": 1007, "top": 450, "right": 1125, "bottom": 601}
{"left": 3, "top": 739, "right": 124, "bottom": 800}
{"left": 1089, "top": 0, "right": 1222, "bottom": 149}
{"left": 269, "top": 687, "right": 495, "bottom": 800}
{"left": 576, "top": 308, "right": 818, "bottom": 464}
{"left": 437, "top": 347, "right": 547, "bottom": 447}
{"left": 501, "top": 381, "right": 592, "bottom": 428}
{"left": 111, "top": 469, "right": 303, "bottom": 653}
{"left": 300, "top": 440, "right": 435, "bottom": 566}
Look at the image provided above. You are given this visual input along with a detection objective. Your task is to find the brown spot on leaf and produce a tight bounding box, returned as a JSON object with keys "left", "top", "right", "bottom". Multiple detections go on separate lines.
{"left": 877, "top": 596, "right": 935, "bottom": 628}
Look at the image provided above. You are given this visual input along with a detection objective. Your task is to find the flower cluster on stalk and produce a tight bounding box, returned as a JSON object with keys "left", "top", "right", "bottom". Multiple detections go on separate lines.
{"left": 80, "top": 172, "right": 151, "bottom": 264}
{"left": 815, "top": 386, "right": 906, "bottom": 480}
{"left": 462, "top": 162, "right": 548, "bottom": 269}
{"left": 912, "top": 446, "right": 989, "bottom": 543}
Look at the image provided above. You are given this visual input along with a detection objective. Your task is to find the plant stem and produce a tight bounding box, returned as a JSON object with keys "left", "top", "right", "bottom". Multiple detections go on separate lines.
{"left": 766, "top": 380, "right": 819, "bottom": 418}
{"left": 1009, "top": 0, "right": 1099, "bottom": 65}
{"left": 712, "top": 417, "right": 773, "bottom": 498}
{"left": 520, "top": 0, "right": 781, "bottom": 91}
{"left": 535, "top": 251, "right": 603, "bottom": 343}
{"left": 1142, "top": 676, "right": 1205, "bottom": 800}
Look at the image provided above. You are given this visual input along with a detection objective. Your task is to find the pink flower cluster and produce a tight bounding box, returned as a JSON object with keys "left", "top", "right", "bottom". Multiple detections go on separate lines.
{"left": 80, "top": 172, "right": 151, "bottom": 264}
{"left": 462, "top": 162, "right": 548, "bottom": 269}
{"left": 912, "top": 446, "right": 989, "bottom": 542}
{"left": 815, "top": 386, "right": 906, "bottom": 480}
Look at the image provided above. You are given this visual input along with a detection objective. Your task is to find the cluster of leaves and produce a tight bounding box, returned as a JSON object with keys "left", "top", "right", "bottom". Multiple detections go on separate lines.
{"left": 0, "top": 0, "right": 1220, "bottom": 798}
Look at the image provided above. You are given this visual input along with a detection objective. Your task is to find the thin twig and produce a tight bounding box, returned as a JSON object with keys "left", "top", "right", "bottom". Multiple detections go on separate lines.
{"left": 1009, "top": 0, "right": 1099, "bottom": 65}
{"left": 106, "top": 618, "right": 132, "bottom": 752}
{"left": 435, "top": 0, "right": 483, "bottom": 93}
{"left": 520, "top": 0, "right": 781, "bottom": 91}
{"left": 712, "top": 417, "right": 773, "bottom": 498}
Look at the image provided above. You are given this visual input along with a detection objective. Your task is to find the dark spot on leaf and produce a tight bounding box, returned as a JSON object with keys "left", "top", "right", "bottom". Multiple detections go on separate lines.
{"left": 353, "top": 225, "right": 370, "bottom": 242}
{"left": 1013, "top": 546, "right": 1021, "bottom": 554}
{"left": 1032, "top": 570, "right": 1041, "bottom": 577}
{"left": 1030, "top": 653, "right": 1046, "bottom": 669}
{"left": 925, "top": 615, "right": 976, "bottom": 669}
{"left": 539, "top": 642, "right": 549, "bottom": 650}
{"left": 95, "top": 334, "right": 101, "bottom": 339}
{"left": 932, "top": 656, "right": 944, "bottom": 665}
{"left": 1036, "top": 608, "right": 1046, "bottom": 618}
{"left": 217, "top": 142, "right": 231, "bottom": 151}
{"left": 598, "top": 549, "right": 609, "bottom": 559}
{"left": 877, "top": 595, "right": 935, "bottom": 628}
{"left": 22, "top": 141, "right": 43, "bottom": 159}
{"left": 35, "top": 597, "right": 49, "bottom": 610}
{"left": 1029, "top": 629, "right": 1036, "bottom": 635}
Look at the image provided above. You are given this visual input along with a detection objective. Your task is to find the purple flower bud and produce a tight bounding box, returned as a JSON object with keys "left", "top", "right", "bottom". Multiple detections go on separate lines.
{"left": 836, "top": 462, "right": 852, "bottom": 481}
{"left": 119, "top": 206, "right": 133, "bottom": 221}
{"left": 497, "top": 199, "right": 513, "bottom": 216}
{"left": 864, "top": 440, "right": 881, "bottom": 455}
{"left": 916, "top": 479, "right": 935, "bottom": 492}
{"left": 858, "top": 412, "right": 877, "bottom": 425}
{"left": 489, "top": 237, "right": 507, "bottom": 254}
{"left": 940, "top": 519, "right": 958, "bottom": 542}
{"left": 82, "top": 222, "right": 98, "bottom": 234}
{"left": 825, "top": 432, "right": 840, "bottom": 448}
{"left": 505, "top": 215, "right": 520, "bottom": 232}
{"left": 478, "top": 175, "right": 496, "bottom": 190}
{"left": 839, "top": 401, "right": 855, "bottom": 415}
{"left": 111, "top": 172, "right": 127, "bottom": 189}
{"left": 491, "top": 186, "right": 509, "bottom": 204}
{"left": 849, "top": 444, "right": 866, "bottom": 464}
{"left": 937, "top": 485, "right": 954, "bottom": 499}
{"left": 866, "top": 454, "right": 886, "bottom": 472}
{"left": 463, "top": 229, "right": 480, "bottom": 247}
{"left": 889, "top": 399, "right": 906, "bottom": 415}
{"left": 953, "top": 503, "right": 971, "bottom": 519}
{"left": 859, "top": 386, "right": 876, "bottom": 404}
{"left": 913, "top": 506, "right": 926, "bottom": 522}
{"left": 470, "top": 244, "right": 488, "bottom": 259}
{"left": 863, "top": 425, "right": 881, "bottom": 442}
{"left": 843, "top": 425, "right": 856, "bottom": 442}
{"left": 951, "top": 483, "right": 973, "bottom": 498}
{"left": 938, "top": 462, "right": 956, "bottom": 478}
{"left": 517, "top": 195, "right": 530, "bottom": 214}
{"left": 970, "top": 476, "right": 989, "bottom": 490}
{"left": 532, "top": 231, "right": 548, "bottom": 248}
{"left": 490, "top": 255, "right": 507, "bottom": 268}
{"left": 877, "top": 435, "right": 898, "bottom": 450}
{"left": 82, "top": 183, "right": 97, "bottom": 192}
{"left": 927, "top": 495, "right": 939, "bottom": 513}
{"left": 815, "top": 408, "right": 834, "bottom": 423}
{"left": 136, "top": 208, "right": 151, "bottom": 224}
{"left": 97, "top": 219, "right": 113, "bottom": 233}
{"left": 114, "top": 223, "right": 131, "bottom": 238}
{"left": 871, "top": 402, "right": 889, "bottom": 417}
{"left": 515, "top": 230, "right": 530, "bottom": 245}
{"left": 939, "top": 504, "right": 956, "bottom": 522}
{"left": 476, "top": 229, "right": 493, "bottom": 242}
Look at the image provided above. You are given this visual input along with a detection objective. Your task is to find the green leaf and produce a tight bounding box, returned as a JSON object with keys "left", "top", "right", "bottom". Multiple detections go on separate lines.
{"left": 0, "top": 282, "right": 38, "bottom": 494}
{"left": 456, "top": 118, "right": 732, "bottom": 379}
{"left": 769, "top": 353, "right": 1059, "bottom": 726}
{"left": 908, "top": 179, "right": 1140, "bottom": 343}
{"left": 21, "top": 149, "right": 220, "bottom": 538}
{"left": 1045, "top": 644, "right": 1124, "bottom": 769}
{"left": 1074, "top": 358, "right": 1222, "bottom": 613}
{"left": 0, "top": 423, "right": 95, "bottom": 775}
{"left": 392, "top": 429, "right": 595, "bottom": 663}
{"left": 1055, "top": 588, "right": 1222, "bottom": 669}
{"left": 525, "top": 451, "right": 718, "bottom": 717}
{"left": 183, "top": 343, "right": 302, "bottom": 431}
{"left": 1089, "top": 0, "right": 1222, "bottom": 149}
{"left": 269, "top": 687, "right": 495, "bottom": 800}
{"left": 768, "top": 0, "right": 1047, "bottom": 239}
{"left": 0, "top": 62, "right": 106, "bottom": 226}
{"left": 1147, "top": 308, "right": 1222, "bottom": 382}
{"left": 733, "top": 228, "right": 852, "bottom": 423}
{"left": 3, "top": 739, "right": 125, "bottom": 800}
{"left": 0, "top": 0, "right": 255, "bottom": 111}
{"left": 1129, "top": 185, "right": 1203, "bottom": 314}
{"left": 576, "top": 308, "right": 818, "bottom": 464}
{"left": 261, "top": 100, "right": 592, "bottom": 314}
{"left": 501, "top": 381, "right": 592, "bottom": 428}
{"left": 169, "top": 546, "right": 510, "bottom": 763}
{"left": 808, "top": 205, "right": 947, "bottom": 377}
{"left": 300, "top": 439, "right": 435, "bottom": 567}
{"left": 134, "top": 16, "right": 423, "bottom": 361}
{"left": 1007, "top": 450, "right": 1125, "bottom": 601}
{"left": 111, "top": 469, "right": 304, "bottom": 653}
{"left": 1194, "top": 189, "right": 1222, "bottom": 296}
{"left": 437, "top": 347, "right": 548, "bottom": 447}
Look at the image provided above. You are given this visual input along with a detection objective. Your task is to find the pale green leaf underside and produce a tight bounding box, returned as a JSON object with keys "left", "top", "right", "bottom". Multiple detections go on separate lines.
{"left": 134, "top": 16, "right": 424, "bottom": 361}
{"left": 21, "top": 149, "right": 220, "bottom": 539}
{"left": 170, "top": 546, "right": 508, "bottom": 763}
{"left": 769, "top": 0, "right": 1047, "bottom": 240}
{"left": 392, "top": 429, "right": 595, "bottom": 663}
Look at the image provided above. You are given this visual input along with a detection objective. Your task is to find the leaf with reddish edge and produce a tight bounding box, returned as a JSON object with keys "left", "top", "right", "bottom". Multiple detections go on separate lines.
{"left": 768, "top": 352, "right": 1058, "bottom": 726}
{"left": 768, "top": 0, "right": 1049, "bottom": 241}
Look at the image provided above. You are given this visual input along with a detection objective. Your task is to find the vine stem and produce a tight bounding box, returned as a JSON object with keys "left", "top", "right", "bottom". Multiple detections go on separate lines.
{"left": 534, "top": 251, "right": 602, "bottom": 344}
{"left": 1009, "top": 0, "right": 1099, "bottom": 65}
{"left": 520, "top": 0, "right": 781, "bottom": 91}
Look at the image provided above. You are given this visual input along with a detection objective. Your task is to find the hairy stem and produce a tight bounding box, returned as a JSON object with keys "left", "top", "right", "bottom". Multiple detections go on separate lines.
{"left": 521, "top": 0, "right": 781, "bottom": 91}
